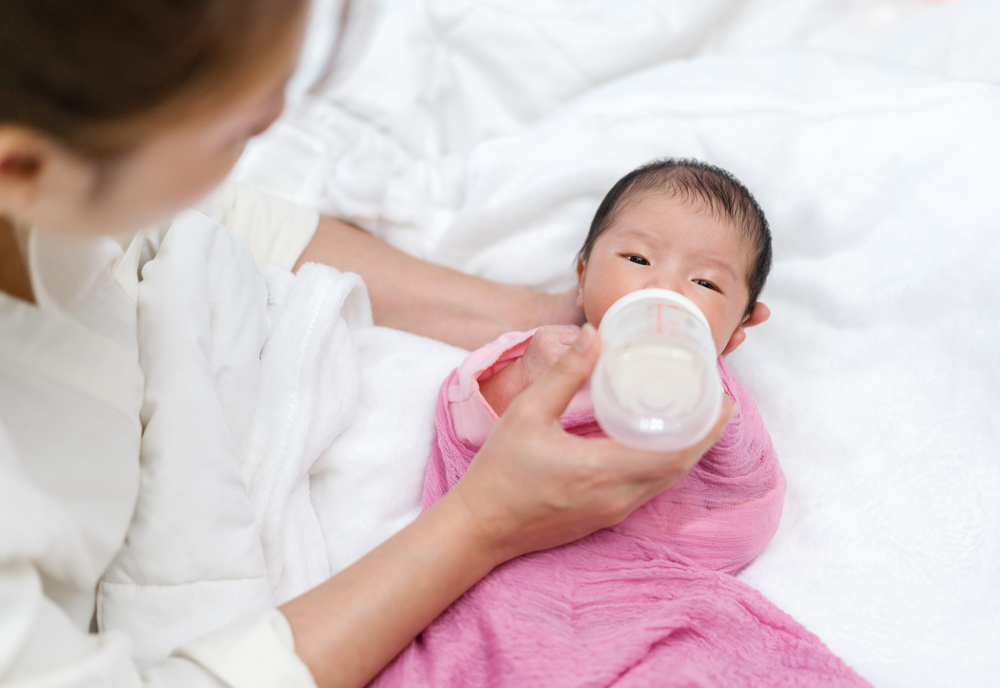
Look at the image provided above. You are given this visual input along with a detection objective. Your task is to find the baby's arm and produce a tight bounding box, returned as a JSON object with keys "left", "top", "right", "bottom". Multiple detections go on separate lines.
{"left": 480, "top": 325, "right": 580, "bottom": 416}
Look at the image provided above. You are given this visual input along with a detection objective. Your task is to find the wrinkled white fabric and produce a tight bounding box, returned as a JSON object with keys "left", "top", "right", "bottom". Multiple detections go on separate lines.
{"left": 236, "top": 0, "right": 743, "bottom": 255}
{"left": 700, "top": 0, "right": 1000, "bottom": 84}
{"left": 98, "top": 211, "right": 275, "bottom": 668}
{"left": 1, "top": 185, "right": 321, "bottom": 687}
{"left": 98, "top": 198, "right": 465, "bottom": 627}
{"left": 242, "top": 262, "right": 370, "bottom": 604}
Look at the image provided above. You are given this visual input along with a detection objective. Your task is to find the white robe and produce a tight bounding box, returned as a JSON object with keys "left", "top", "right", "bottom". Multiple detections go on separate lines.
{"left": 0, "top": 183, "right": 322, "bottom": 687}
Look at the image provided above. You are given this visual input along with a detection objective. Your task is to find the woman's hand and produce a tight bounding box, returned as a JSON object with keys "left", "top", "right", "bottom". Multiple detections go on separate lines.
{"left": 281, "top": 323, "right": 733, "bottom": 688}
{"left": 448, "top": 323, "right": 736, "bottom": 564}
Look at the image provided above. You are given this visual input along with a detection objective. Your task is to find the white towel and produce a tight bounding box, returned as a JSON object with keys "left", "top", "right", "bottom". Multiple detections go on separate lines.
{"left": 242, "top": 262, "right": 371, "bottom": 605}
{"left": 98, "top": 212, "right": 375, "bottom": 663}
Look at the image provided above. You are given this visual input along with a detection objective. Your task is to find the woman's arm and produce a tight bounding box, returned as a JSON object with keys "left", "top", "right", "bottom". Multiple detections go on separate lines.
{"left": 279, "top": 486, "right": 503, "bottom": 687}
{"left": 294, "top": 216, "right": 584, "bottom": 350}
{"left": 280, "top": 324, "right": 736, "bottom": 688}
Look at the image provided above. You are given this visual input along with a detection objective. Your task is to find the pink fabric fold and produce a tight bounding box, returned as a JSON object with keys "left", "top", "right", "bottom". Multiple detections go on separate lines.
{"left": 373, "top": 347, "right": 870, "bottom": 687}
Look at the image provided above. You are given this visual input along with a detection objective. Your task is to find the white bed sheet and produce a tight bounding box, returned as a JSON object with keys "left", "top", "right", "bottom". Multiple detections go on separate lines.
{"left": 234, "top": 1, "right": 1000, "bottom": 684}
{"left": 702, "top": 0, "right": 1000, "bottom": 85}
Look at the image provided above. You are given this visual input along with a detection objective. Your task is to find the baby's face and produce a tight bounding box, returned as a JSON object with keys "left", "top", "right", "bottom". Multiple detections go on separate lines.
{"left": 577, "top": 193, "right": 751, "bottom": 356}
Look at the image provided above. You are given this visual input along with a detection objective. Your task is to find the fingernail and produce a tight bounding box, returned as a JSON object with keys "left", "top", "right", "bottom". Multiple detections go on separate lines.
{"left": 726, "top": 396, "right": 740, "bottom": 421}
{"left": 572, "top": 322, "right": 596, "bottom": 353}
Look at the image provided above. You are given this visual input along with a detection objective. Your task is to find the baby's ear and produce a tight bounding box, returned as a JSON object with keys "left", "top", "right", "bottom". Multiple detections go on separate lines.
{"left": 575, "top": 257, "right": 586, "bottom": 307}
{"left": 0, "top": 127, "right": 48, "bottom": 216}
{"left": 721, "top": 302, "right": 770, "bottom": 357}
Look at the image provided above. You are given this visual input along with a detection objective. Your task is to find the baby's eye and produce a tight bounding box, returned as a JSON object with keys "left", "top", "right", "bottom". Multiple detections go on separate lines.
{"left": 624, "top": 255, "right": 649, "bottom": 266}
{"left": 693, "top": 279, "right": 719, "bottom": 292}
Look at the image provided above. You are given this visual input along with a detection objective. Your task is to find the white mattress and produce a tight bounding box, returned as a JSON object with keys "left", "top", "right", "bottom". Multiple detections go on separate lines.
{"left": 234, "top": 1, "right": 1000, "bottom": 684}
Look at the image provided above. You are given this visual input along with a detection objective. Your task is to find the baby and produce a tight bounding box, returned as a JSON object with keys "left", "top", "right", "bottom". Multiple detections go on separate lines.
{"left": 460, "top": 158, "right": 772, "bottom": 443}
{"left": 374, "top": 160, "right": 869, "bottom": 687}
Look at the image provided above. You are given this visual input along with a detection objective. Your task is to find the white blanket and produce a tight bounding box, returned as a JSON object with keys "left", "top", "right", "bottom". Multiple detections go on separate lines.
{"left": 229, "top": 1, "right": 999, "bottom": 685}
{"left": 701, "top": 0, "right": 1000, "bottom": 84}
{"left": 97, "top": 211, "right": 465, "bottom": 667}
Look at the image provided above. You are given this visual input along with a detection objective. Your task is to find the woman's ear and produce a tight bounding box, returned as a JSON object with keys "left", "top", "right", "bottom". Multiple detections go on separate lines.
{"left": 721, "top": 301, "right": 770, "bottom": 357}
{"left": 575, "top": 256, "right": 586, "bottom": 307}
{"left": 0, "top": 127, "right": 46, "bottom": 217}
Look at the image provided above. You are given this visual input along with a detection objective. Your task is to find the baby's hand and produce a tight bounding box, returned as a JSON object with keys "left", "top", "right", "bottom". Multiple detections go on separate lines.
{"left": 517, "top": 325, "right": 581, "bottom": 388}
{"left": 480, "top": 326, "right": 581, "bottom": 417}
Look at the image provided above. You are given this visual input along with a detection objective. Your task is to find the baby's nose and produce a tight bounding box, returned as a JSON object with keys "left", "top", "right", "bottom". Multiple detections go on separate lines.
{"left": 645, "top": 275, "right": 685, "bottom": 293}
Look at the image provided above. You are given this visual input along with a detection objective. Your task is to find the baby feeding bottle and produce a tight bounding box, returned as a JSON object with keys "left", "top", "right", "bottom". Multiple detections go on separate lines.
{"left": 591, "top": 288, "right": 723, "bottom": 452}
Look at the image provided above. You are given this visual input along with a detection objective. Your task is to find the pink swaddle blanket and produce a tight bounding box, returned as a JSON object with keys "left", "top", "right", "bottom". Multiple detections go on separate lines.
{"left": 372, "top": 333, "right": 870, "bottom": 687}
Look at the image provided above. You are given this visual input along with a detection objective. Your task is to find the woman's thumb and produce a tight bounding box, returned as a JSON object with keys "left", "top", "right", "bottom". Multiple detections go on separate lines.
{"left": 516, "top": 323, "right": 600, "bottom": 420}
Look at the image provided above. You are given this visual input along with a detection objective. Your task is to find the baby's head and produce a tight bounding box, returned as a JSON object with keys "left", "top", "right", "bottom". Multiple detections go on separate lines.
{"left": 576, "top": 159, "right": 772, "bottom": 356}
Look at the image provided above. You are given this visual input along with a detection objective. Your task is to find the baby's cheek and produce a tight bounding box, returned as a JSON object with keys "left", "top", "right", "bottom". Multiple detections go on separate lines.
{"left": 583, "top": 296, "right": 614, "bottom": 329}
{"left": 582, "top": 274, "right": 640, "bottom": 329}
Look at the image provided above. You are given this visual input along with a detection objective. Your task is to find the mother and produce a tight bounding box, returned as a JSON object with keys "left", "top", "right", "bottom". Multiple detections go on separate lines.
{"left": 0, "top": 1, "right": 741, "bottom": 686}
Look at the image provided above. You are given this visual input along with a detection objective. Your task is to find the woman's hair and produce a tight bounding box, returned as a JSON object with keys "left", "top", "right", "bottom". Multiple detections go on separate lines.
{"left": 0, "top": 0, "right": 308, "bottom": 156}
{"left": 579, "top": 158, "right": 773, "bottom": 317}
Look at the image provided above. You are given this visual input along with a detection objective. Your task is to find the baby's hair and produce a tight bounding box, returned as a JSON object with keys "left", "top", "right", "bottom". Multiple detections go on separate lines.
{"left": 579, "top": 158, "right": 772, "bottom": 317}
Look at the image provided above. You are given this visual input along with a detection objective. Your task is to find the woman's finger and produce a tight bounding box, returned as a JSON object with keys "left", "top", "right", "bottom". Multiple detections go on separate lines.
{"left": 582, "top": 396, "right": 737, "bottom": 484}
{"left": 635, "top": 396, "right": 737, "bottom": 484}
